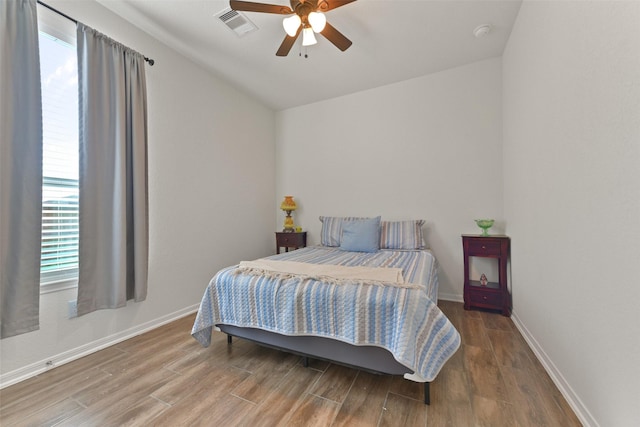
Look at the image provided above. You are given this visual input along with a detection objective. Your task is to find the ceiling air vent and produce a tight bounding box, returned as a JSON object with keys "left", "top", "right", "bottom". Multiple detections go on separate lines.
{"left": 216, "top": 8, "right": 258, "bottom": 37}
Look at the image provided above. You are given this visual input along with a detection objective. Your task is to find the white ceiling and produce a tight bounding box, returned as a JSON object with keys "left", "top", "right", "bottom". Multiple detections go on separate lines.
{"left": 97, "top": 0, "right": 522, "bottom": 110}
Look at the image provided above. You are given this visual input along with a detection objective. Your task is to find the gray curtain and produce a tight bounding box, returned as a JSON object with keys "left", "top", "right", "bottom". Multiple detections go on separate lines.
{"left": 76, "top": 23, "right": 148, "bottom": 316}
{"left": 0, "top": 0, "right": 43, "bottom": 338}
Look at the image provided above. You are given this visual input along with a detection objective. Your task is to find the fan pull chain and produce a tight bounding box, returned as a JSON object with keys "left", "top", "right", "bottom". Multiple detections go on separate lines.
{"left": 297, "top": 41, "right": 309, "bottom": 59}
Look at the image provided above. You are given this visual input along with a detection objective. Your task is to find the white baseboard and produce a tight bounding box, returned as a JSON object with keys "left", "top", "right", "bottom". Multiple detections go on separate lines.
{"left": 511, "top": 311, "right": 597, "bottom": 427}
{"left": 437, "top": 293, "right": 463, "bottom": 303}
{"left": 0, "top": 304, "right": 199, "bottom": 389}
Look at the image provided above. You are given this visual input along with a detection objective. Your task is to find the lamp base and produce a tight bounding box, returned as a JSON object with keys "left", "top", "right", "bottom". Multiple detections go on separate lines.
{"left": 283, "top": 211, "right": 295, "bottom": 232}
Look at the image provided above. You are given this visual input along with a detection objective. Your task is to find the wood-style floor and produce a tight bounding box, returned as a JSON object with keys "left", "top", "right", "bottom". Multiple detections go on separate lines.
{"left": 0, "top": 301, "right": 581, "bottom": 426}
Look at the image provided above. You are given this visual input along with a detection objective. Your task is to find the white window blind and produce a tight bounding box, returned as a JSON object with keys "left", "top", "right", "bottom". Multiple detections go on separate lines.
{"left": 38, "top": 7, "right": 79, "bottom": 286}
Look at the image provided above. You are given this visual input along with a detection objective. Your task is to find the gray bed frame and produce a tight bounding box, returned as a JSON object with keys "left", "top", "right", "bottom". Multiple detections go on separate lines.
{"left": 218, "top": 324, "right": 431, "bottom": 404}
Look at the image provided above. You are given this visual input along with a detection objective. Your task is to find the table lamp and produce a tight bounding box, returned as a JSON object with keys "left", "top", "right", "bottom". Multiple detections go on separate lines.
{"left": 280, "top": 196, "right": 297, "bottom": 232}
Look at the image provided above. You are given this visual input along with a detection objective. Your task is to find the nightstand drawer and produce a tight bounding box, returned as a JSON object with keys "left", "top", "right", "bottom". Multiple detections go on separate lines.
{"left": 468, "top": 288, "right": 502, "bottom": 308}
{"left": 275, "top": 232, "right": 307, "bottom": 254}
{"left": 466, "top": 239, "right": 502, "bottom": 256}
{"left": 277, "top": 233, "right": 305, "bottom": 247}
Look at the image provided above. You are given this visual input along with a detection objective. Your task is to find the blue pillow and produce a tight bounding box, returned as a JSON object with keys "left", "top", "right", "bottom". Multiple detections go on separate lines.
{"left": 340, "top": 217, "right": 381, "bottom": 252}
{"left": 319, "top": 216, "right": 369, "bottom": 247}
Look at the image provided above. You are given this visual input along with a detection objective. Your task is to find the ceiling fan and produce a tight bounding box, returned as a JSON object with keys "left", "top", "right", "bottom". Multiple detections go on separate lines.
{"left": 229, "top": 0, "right": 356, "bottom": 56}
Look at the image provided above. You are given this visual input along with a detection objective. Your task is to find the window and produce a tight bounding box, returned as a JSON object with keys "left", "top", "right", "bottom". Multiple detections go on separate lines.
{"left": 37, "top": 7, "right": 79, "bottom": 289}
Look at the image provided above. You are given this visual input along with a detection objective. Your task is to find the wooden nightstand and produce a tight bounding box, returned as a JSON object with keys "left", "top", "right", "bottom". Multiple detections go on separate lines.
{"left": 462, "top": 234, "right": 511, "bottom": 316}
{"left": 276, "top": 232, "right": 307, "bottom": 254}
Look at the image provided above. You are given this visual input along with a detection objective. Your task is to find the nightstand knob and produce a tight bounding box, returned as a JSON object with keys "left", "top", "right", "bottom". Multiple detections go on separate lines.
{"left": 482, "top": 296, "right": 488, "bottom": 300}
{"left": 481, "top": 245, "right": 486, "bottom": 249}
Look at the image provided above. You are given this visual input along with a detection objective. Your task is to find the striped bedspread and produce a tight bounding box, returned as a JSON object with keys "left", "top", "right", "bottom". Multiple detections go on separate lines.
{"left": 191, "top": 246, "right": 460, "bottom": 382}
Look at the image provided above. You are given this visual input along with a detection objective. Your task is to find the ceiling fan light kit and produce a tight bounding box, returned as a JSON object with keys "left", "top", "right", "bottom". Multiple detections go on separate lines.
{"left": 230, "top": 0, "right": 356, "bottom": 56}
{"left": 302, "top": 27, "right": 318, "bottom": 46}
{"left": 308, "top": 11, "right": 326, "bottom": 32}
{"left": 302, "top": 27, "right": 317, "bottom": 46}
{"left": 283, "top": 14, "right": 301, "bottom": 36}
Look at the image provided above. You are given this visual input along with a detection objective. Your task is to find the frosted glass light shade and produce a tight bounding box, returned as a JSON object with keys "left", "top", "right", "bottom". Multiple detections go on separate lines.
{"left": 282, "top": 15, "right": 301, "bottom": 37}
{"left": 308, "top": 12, "right": 326, "bottom": 33}
{"left": 302, "top": 27, "right": 317, "bottom": 46}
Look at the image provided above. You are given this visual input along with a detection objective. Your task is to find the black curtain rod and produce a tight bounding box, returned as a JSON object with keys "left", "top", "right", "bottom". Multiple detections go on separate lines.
{"left": 37, "top": 0, "right": 155, "bottom": 66}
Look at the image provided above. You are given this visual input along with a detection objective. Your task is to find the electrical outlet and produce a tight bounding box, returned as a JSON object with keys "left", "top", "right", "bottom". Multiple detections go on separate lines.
{"left": 68, "top": 300, "right": 77, "bottom": 318}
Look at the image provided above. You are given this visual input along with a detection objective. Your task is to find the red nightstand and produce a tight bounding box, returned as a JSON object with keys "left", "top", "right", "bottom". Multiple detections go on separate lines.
{"left": 462, "top": 234, "right": 511, "bottom": 316}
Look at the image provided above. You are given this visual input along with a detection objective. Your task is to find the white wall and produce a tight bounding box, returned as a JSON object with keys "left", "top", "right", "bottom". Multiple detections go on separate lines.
{"left": 0, "top": 0, "right": 276, "bottom": 384}
{"left": 503, "top": 1, "right": 640, "bottom": 426}
{"left": 276, "top": 58, "right": 503, "bottom": 300}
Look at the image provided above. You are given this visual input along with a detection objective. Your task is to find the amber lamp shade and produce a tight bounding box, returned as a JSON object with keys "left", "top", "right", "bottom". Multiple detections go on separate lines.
{"left": 280, "top": 196, "right": 297, "bottom": 232}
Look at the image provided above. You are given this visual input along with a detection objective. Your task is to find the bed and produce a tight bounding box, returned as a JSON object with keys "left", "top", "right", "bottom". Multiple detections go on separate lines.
{"left": 191, "top": 218, "right": 461, "bottom": 404}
